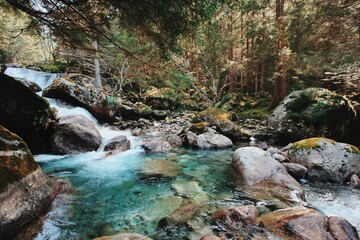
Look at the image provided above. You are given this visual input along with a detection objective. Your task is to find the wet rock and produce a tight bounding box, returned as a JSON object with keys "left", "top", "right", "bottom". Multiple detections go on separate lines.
{"left": 158, "top": 200, "right": 202, "bottom": 227}
{"left": 16, "top": 78, "right": 42, "bottom": 92}
{"left": 104, "top": 135, "right": 130, "bottom": 154}
{"left": 349, "top": 174, "right": 360, "bottom": 187}
{"left": 282, "top": 163, "right": 308, "bottom": 179}
{"left": 141, "top": 140, "right": 172, "bottom": 153}
{"left": 43, "top": 77, "right": 120, "bottom": 121}
{"left": 328, "top": 216, "right": 359, "bottom": 240}
{"left": 288, "top": 138, "right": 360, "bottom": 184}
{"left": 93, "top": 233, "right": 152, "bottom": 240}
{"left": 184, "top": 131, "right": 197, "bottom": 148}
{"left": 0, "top": 73, "right": 55, "bottom": 153}
{"left": 140, "top": 159, "right": 181, "bottom": 179}
{"left": 166, "top": 135, "right": 183, "bottom": 148}
{"left": 232, "top": 147, "right": 305, "bottom": 207}
{"left": 212, "top": 205, "right": 259, "bottom": 232}
{"left": 0, "top": 125, "right": 56, "bottom": 239}
{"left": 193, "top": 107, "right": 250, "bottom": 141}
{"left": 195, "top": 132, "right": 233, "bottom": 149}
{"left": 50, "top": 115, "right": 102, "bottom": 154}
{"left": 150, "top": 196, "right": 183, "bottom": 224}
{"left": 259, "top": 207, "right": 359, "bottom": 240}
{"left": 268, "top": 88, "right": 357, "bottom": 144}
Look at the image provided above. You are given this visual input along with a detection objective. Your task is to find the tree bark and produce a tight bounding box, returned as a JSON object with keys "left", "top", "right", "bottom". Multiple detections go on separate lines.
{"left": 93, "top": 40, "right": 102, "bottom": 88}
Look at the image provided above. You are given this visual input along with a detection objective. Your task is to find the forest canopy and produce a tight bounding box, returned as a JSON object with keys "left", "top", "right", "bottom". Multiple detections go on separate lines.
{"left": 1, "top": 0, "right": 359, "bottom": 105}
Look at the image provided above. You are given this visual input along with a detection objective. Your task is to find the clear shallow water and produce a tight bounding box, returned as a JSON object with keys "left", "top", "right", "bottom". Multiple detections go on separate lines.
{"left": 34, "top": 149, "right": 242, "bottom": 239}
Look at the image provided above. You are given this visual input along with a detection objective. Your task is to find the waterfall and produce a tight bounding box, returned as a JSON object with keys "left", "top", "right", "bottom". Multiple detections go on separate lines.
{"left": 4, "top": 67, "right": 141, "bottom": 153}
{"left": 4, "top": 67, "right": 62, "bottom": 89}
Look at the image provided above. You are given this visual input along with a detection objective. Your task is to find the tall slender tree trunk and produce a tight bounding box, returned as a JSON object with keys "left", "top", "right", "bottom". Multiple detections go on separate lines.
{"left": 273, "top": 0, "right": 286, "bottom": 106}
{"left": 93, "top": 40, "right": 102, "bottom": 88}
{"left": 228, "top": 10, "right": 235, "bottom": 92}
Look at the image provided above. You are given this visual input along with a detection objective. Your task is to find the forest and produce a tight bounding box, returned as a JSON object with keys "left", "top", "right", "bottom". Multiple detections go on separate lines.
{"left": 1, "top": 0, "right": 359, "bottom": 106}
{"left": 1, "top": 0, "right": 360, "bottom": 240}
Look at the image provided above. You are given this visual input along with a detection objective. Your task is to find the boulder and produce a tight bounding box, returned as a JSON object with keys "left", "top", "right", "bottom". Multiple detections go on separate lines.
{"left": 212, "top": 205, "right": 259, "bottom": 232}
{"left": 141, "top": 140, "right": 172, "bottom": 153}
{"left": 50, "top": 115, "right": 102, "bottom": 154}
{"left": 194, "top": 107, "right": 250, "bottom": 141}
{"left": 200, "top": 235, "right": 224, "bottom": 240}
{"left": 288, "top": 138, "right": 360, "bottom": 183}
{"left": 43, "top": 77, "right": 120, "bottom": 121}
{"left": 232, "top": 147, "right": 305, "bottom": 207}
{"left": 143, "top": 87, "right": 179, "bottom": 110}
{"left": 16, "top": 78, "right": 42, "bottom": 92}
{"left": 195, "top": 132, "right": 233, "bottom": 149}
{"left": 140, "top": 159, "right": 181, "bottom": 179}
{"left": 0, "top": 125, "right": 56, "bottom": 239}
{"left": 118, "top": 100, "right": 153, "bottom": 120}
{"left": 166, "top": 135, "right": 183, "bottom": 148}
{"left": 93, "top": 233, "right": 152, "bottom": 240}
{"left": 0, "top": 73, "right": 55, "bottom": 153}
{"left": 259, "top": 207, "right": 359, "bottom": 240}
{"left": 268, "top": 88, "right": 357, "bottom": 144}
{"left": 184, "top": 131, "right": 197, "bottom": 148}
{"left": 282, "top": 163, "right": 308, "bottom": 179}
{"left": 158, "top": 200, "right": 202, "bottom": 227}
{"left": 104, "top": 135, "right": 130, "bottom": 154}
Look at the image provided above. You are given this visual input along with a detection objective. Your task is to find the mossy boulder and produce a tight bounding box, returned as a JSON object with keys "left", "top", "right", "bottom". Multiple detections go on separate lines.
{"left": 288, "top": 138, "right": 360, "bottom": 184}
{"left": 268, "top": 88, "right": 357, "bottom": 144}
{"left": 0, "top": 125, "right": 56, "bottom": 239}
{"left": 143, "top": 87, "right": 179, "bottom": 110}
{"left": 0, "top": 73, "right": 55, "bottom": 153}
{"left": 193, "top": 107, "right": 250, "bottom": 141}
{"left": 189, "top": 122, "right": 209, "bottom": 134}
{"left": 117, "top": 100, "right": 154, "bottom": 120}
{"left": 43, "top": 77, "right": 120, "bottom": 122}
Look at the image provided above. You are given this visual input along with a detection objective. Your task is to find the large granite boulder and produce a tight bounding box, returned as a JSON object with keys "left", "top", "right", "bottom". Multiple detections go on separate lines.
{"left": 193, "top": 107, "right": 250, "bottom": 141}
{"left": 0, "top": 73, "right": 55, "bottom": 153}
{"left": 43, "top": 77, "right": 120, "bottom": 122}
{"left": 50, "top": 115, "right": 102, "bottom": 154}
{"left": 194, "top": 132, "right": 233, "bottom": 149}
{"left": 259, "top": 207, "right": 359, "bottom": 240}
{"left": 104, "top": 135, "right": 130, "bottom": 153}
{"left": 0, "top": 125, "right": 56, "bottom": 239}
{"left": 117, "top": 100, "right": 153, "bottom": 120}
{"left": 232, "top": 147, "right": 305, "bottom": 207}
{"left": 268, "top": 88, "right": 357, "bottom": 144}
{"left": 288, "top": 138, "right": 360, "bottom": 184}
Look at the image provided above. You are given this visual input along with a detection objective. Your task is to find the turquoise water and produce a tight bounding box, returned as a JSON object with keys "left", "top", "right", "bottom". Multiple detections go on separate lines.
{"left": 33, "top": 148, "right": 245, "bottom": 239}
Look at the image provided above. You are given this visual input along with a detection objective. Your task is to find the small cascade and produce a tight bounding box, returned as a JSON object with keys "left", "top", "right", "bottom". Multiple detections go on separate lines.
{"left": 4, "top": 67, "right": 62, "bottom": 89}
{"left": 4, "top": 67, "right": 141, "bottom": 152}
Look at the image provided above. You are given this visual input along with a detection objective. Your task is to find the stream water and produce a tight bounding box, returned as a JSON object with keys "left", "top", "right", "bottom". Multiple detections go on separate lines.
{"left": 4, "top": 68, "right": 360, "bottom": 239}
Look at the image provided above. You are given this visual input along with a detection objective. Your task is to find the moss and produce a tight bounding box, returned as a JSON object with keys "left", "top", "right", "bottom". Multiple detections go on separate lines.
{"left": 345, "top": 145, "right": 360, "bottom": 155}
{"left": 189, "top": 122, "right": 209, "bottom": 134}
{"left": 194, "top": 107, "right": 232, "bottom": 123}
{"left": 0, "top": 126, "right": 39, "bottom": 192}
{"left": 291, "top": 137, "right": 336, "bottom": 151}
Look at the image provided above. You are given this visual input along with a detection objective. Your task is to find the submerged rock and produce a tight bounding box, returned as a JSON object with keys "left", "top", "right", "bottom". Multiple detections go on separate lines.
{"left": 140, "top": 159, "right": 181, "bottom": 179}
{"left": 0, "top": 73, "right": 55, "bottom": 153}
{"left": 232, "top": 147, "right": 305, "bottom": 207}
{"left": 43, "top": 77, "right": 120, "bottom": 121}
{"left": 288, "top": 138, "right": 360, "bottom": 184}
{"left": 195, "top": 132, "right": 233, "bottom": 149}
{"left": 94, "top": 233, "right": 152, "bottom": 240}
{"left": 0, "top": 125, "right": 56, "bottom": 239}
{"left": 268, "top": 88, "right": 357, "bottom": 144}
{"left": 50, "top": 115, "right": 102, "bottom": 154}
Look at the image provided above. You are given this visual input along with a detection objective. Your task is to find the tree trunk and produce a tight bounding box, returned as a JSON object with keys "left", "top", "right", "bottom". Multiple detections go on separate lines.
{"left": 260, "top": 11, "right": 266, "bottom": 93}
{"left": 273, "top": 0, "right": 286, "bottom": 106}
{"left": 93, "top": 40, "right": 102, "bottom": 88}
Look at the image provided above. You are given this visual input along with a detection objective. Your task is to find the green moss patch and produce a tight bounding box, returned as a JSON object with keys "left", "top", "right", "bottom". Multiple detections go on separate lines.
{"left": 291, "top": 137, "right": 336, "bottom": 151}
